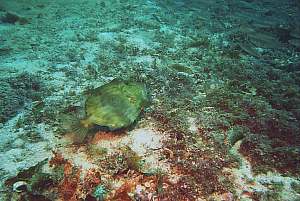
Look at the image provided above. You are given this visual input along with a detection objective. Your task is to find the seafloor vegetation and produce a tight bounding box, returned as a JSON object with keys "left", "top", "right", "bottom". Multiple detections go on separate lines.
{"left": 0, "top": 0, "right": 300, "bottom": 200}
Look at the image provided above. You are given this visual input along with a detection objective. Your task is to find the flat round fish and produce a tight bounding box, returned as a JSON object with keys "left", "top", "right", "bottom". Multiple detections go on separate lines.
{"left": 84, "top": 80, "right": 147, "bottom": 130}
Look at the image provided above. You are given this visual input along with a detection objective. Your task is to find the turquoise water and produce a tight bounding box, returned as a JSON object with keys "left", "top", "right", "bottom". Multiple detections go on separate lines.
{"left": 0, "top": 0, "right": 300, "bottom": 200}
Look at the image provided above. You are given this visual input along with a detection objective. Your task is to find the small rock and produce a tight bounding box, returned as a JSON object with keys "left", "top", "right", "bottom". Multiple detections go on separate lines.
{"left": 1, "top": 12, "right": 28, "bottom": 24}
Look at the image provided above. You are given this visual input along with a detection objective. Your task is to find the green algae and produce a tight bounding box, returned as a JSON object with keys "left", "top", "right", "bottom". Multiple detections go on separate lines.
{"left": 120, "top": 145, "right": 143, "bottom": 172}
{"left": 29, "top": 173, "right": 54, "bottom": 193}
{"left": 86, "top": 144, "right": 108, "bottom": 159}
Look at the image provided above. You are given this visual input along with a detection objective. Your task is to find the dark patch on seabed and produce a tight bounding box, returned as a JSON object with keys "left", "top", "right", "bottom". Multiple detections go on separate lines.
{"left": 0, "top": 0, "right": 300, "bottom": 200}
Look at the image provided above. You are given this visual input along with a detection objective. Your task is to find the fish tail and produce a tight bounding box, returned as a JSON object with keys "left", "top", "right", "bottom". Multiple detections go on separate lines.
{"left": 71, "top": 122, "right": 89, "bottom": 143}
{"left": 60, "top": 114, "right": 89, "bottom": 143}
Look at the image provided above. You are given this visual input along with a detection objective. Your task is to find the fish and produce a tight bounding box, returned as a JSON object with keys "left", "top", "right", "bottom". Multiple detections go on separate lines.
{"left": 62, "top": 79, "right": 148, "bottom": 143}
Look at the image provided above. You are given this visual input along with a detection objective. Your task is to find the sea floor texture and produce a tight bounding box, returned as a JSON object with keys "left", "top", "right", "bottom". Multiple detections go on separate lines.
{"left": 0, "top": 0, "right": 300, "bottom": 200}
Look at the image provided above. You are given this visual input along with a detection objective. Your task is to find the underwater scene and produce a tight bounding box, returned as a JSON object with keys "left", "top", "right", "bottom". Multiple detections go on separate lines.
{"left": 0, "top": 0, "right": 300, "bottom": 200}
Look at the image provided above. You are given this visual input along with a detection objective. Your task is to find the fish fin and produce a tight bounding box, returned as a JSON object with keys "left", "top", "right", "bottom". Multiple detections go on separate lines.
{"left": 60, "top": 114, "right": 89, "bottom": 143}
{"left": 71, "top": 122, "right": 89, "bottom": 143}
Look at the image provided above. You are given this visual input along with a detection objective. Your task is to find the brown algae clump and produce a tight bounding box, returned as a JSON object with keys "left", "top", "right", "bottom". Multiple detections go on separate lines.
{"left": 65, "top": 79, "right": 148, "bottom": 142}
